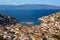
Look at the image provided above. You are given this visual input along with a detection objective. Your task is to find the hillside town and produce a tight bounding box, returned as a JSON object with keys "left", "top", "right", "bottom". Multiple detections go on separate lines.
{"left": 0, "top": 12, "right": 60, "bottom": 40}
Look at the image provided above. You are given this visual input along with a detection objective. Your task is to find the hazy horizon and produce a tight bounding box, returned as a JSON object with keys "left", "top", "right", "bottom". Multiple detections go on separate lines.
{"left": 0, "top": 0, "right": 60, "bottom": 6}
{"left": 0, "top": 4, "right": 60, "bottom": 6}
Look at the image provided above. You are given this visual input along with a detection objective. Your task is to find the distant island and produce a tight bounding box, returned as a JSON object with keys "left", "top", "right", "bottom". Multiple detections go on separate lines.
{"left": 0, "top": 4, "right": 60, "bottom": 10}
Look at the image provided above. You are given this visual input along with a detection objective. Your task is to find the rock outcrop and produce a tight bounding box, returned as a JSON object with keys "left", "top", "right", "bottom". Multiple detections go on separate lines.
{"left": 0, "top": 14, "right": 18, "bottom": 26}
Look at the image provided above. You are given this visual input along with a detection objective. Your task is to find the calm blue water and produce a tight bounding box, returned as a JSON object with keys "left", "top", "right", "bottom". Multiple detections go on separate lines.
{"left": 0, "top": 9, "right": 60, "bottom": 26}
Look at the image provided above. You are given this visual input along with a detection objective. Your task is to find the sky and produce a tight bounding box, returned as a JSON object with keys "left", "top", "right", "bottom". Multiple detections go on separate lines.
{"left": 0, "top": 0, "right": 60, "bottom": 6}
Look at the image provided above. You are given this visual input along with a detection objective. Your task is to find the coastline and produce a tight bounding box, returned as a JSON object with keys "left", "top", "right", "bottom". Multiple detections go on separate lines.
{"left": 0, "top": 12, "right": 60, "bottom": 40}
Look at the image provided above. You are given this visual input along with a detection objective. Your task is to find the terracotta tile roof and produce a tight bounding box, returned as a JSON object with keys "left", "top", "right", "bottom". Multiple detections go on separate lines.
{"left": 33, "top": 35, "right": 44, "bottom": 38}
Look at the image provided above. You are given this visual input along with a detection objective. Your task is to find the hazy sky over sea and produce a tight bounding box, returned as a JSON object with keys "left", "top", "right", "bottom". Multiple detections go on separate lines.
{"left": 0, "top": 0, "right": 60, "bottom": 6}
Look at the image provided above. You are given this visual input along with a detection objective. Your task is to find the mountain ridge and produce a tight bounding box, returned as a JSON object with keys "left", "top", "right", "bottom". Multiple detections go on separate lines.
{"left": 0, "top": 4, "right": 60, "bottom": 10}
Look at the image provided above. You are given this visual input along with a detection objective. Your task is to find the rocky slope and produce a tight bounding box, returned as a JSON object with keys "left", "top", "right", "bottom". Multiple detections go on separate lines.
{"left": 0, "top": 14, "right": 18, "bottom": 26}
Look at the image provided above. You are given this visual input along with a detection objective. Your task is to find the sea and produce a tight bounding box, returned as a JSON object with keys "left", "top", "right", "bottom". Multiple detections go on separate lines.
{"left": 0, "top": 9, "right": 60, "bottom": 26}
